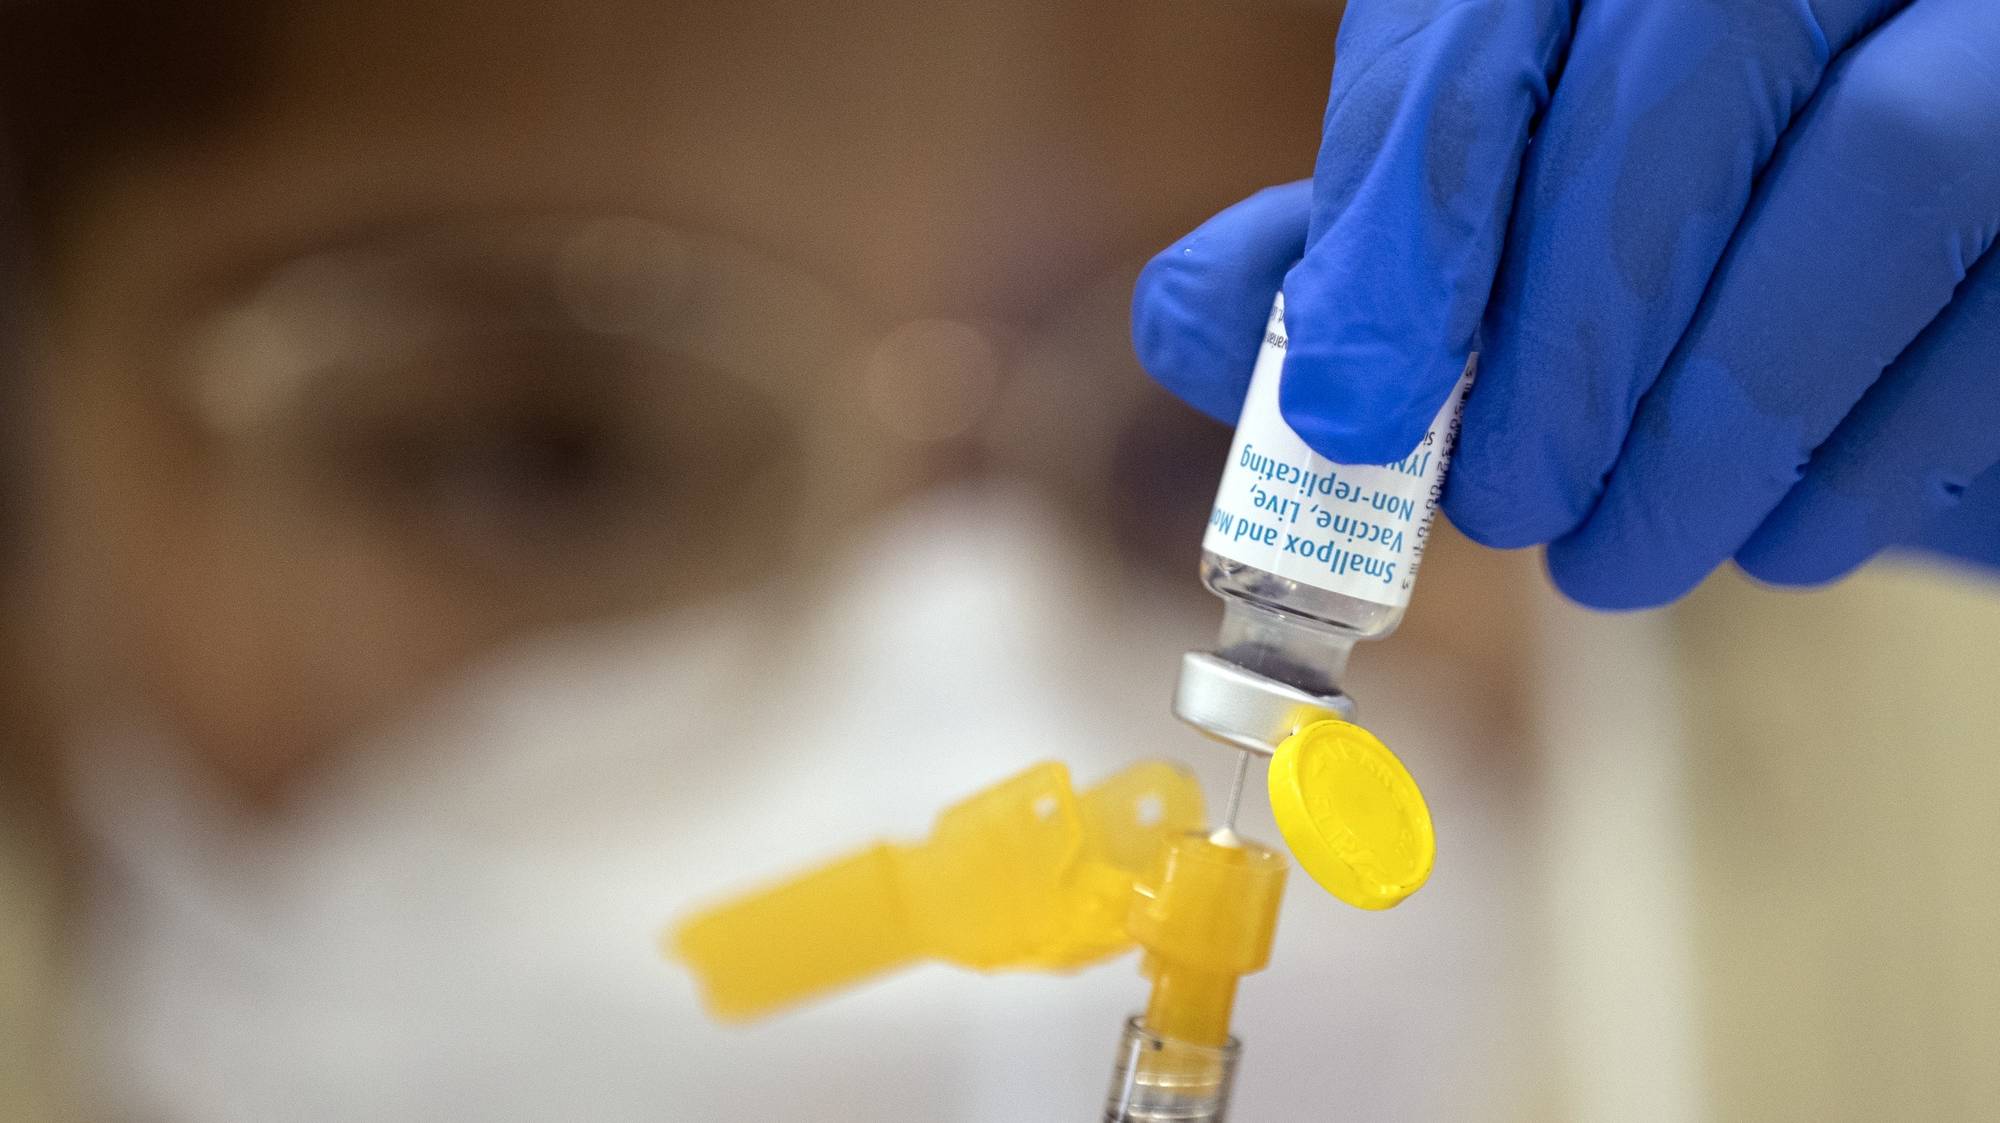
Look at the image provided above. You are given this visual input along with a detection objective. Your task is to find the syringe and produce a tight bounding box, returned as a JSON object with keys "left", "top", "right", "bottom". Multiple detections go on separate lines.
{"left": 1099, "top": 830, "right": 1286, "bottom": 1123}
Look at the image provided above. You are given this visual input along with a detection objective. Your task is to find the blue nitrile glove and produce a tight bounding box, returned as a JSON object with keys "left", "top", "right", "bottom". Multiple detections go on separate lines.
{"left": 1134, "top": 0, "right": 2000, "bottom": 609}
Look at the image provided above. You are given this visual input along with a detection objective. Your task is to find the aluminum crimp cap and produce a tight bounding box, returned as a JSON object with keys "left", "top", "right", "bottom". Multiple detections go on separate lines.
{"left": 1171, "top": 651, "right": 1354, "bottom": 758}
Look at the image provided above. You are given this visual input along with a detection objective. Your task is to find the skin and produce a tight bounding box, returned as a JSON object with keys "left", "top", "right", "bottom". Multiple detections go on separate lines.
{"left": 11, "top": 0, "right": 1339, "bottom": 798}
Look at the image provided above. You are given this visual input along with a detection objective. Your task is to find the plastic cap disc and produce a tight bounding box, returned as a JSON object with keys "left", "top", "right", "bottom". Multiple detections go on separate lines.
{"left": 1267, "top": 719, "right": 1434, "bottom": 910}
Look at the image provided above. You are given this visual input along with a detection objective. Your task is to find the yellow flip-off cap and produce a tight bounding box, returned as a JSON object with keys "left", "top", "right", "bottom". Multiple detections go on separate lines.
{"left": 1268, "top": 719, "right": 1434, "bottom": 910}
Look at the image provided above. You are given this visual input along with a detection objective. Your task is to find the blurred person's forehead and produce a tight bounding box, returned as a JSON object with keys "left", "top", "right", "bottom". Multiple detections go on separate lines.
{"left": 44, "top": 0, "right": 1147, "bottom": 319}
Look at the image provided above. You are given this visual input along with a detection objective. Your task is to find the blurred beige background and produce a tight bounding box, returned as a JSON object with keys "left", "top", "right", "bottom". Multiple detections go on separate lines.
{"left": 1677, "top": 566, "right": 2000, "bottom": 1123}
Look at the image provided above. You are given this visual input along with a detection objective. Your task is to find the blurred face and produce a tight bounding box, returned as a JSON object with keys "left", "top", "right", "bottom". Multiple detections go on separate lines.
{"left": 16, "top": 0, "right": 1334, "bottom": 796}
{"left": 26, "top": 0, "right": 959, "bottom": 794}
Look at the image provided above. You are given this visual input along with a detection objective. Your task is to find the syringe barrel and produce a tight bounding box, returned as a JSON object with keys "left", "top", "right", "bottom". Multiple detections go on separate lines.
{"left": 1100, "top": 1017, "right": 1240, "bottom": 1123}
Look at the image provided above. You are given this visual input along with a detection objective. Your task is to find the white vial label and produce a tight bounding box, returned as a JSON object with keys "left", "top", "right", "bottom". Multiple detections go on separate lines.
{"left": 1201, "top": 294, "right": 1473, "bottom": 609}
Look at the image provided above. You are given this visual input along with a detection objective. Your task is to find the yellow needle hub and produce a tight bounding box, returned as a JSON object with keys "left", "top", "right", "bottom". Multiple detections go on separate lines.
{"left": 1267, "top": 718, "right": 1434, "bottom": 910}
{"left": 1129, "top": 831, "right": 1287, "bottom": 1047}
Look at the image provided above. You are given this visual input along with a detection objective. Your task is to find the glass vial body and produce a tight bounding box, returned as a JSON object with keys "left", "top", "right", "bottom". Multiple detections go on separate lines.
{"left": 1202, "top": 550, "right": 1404, "bottom": 640}
{"left": 1193, "top": 294, "right": 1472, "bottom": 701}
{"left": 1201, "top": 581, "right": 1359, "bottom": 700}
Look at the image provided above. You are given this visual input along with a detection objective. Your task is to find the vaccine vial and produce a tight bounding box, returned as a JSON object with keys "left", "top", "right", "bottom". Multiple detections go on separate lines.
{"left": 1174, "top": 294, "right": 1473, "bottom": 753}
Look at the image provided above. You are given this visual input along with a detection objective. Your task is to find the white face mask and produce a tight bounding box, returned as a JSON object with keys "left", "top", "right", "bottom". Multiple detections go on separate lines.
{"left": 62, "top": 486, "right": 1525, "bottom": 1123}
{"left": 60, "top": 486, "right": 1176, "bottom": 1122}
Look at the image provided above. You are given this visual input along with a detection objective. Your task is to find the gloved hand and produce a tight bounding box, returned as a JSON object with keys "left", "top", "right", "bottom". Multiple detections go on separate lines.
{"left": 1134, "top": 0, "right": 2000, "bottom": 609}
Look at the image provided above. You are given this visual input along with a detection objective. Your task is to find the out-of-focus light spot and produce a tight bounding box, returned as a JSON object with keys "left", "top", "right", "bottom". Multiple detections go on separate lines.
{"left": 186, "top": 256, "right": 389, "bottom": 437}
{"left": 863, "top": 319, "right": 999, "bottom": 443}
{"left": 188, "top": 306, "right": 318, "bottom": 437}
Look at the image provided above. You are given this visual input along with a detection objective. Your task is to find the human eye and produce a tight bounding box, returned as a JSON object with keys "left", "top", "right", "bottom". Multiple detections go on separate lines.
{"left": 179, "top": 222, "right": 811, "bottom": 601}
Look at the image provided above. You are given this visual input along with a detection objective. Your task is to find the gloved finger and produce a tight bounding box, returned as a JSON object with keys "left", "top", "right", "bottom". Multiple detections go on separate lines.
{"left": 1548, "top": 0, "right": 2000, "bottom": 610}
{"left": 1913, "top": 460, "right": 2000, "bottom": 573}
{"left": 1278, "top": 0, "right": 1575, "bottom": 466}
{"left": 1734, "top": 247, "right": 2000, "bottom": 585}
{"left": 1447, "top": 0, "right": 1909, "bottom": 548}
{"left": 1132, "top": 181, "right": 1312, "bottom": 425}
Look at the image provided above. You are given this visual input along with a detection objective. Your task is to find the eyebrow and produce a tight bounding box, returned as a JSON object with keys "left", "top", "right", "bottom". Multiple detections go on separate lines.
{"left": 169, "top": 214, "right": 890, "bottom": 412}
